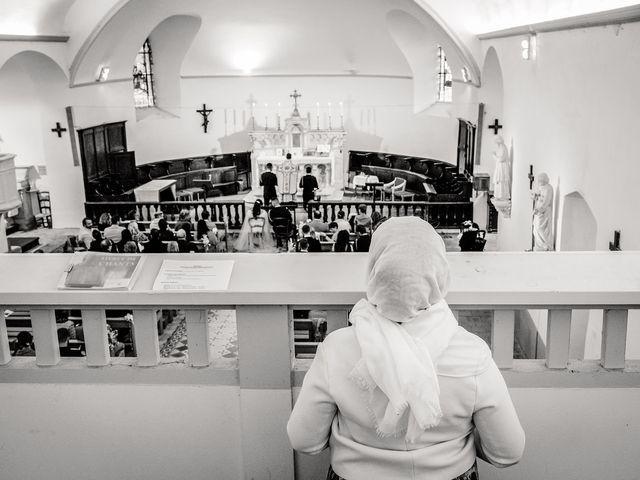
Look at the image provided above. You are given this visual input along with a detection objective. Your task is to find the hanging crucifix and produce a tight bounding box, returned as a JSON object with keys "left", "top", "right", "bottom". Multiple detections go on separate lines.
{"left": 528, "top": 165, "right": 535, "bottom": 190}
{"left": 488, "top": 118, "right": 503, "bottom": 135}
{"left": 196, "top": 104, "right": 213, "bottom": 133}
{"left": 51, "top": 122, "right": 67, "bottom": 138}
{"left": 290, "top": 89, "right": 302, "bottom": 116}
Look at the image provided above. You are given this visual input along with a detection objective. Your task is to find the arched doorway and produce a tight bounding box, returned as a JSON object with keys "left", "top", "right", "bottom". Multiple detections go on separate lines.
{"left": 0, "top": 51, "right": 83, "bottom": 228}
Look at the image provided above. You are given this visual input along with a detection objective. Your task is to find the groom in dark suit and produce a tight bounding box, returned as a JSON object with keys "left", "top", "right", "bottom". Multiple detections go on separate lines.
{"left": 260, "top": 163, "right": 278, "bottom": 206}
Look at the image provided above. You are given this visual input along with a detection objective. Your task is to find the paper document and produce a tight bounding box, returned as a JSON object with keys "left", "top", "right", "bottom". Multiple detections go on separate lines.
{"left": 152, "top": 260, "right": 235, "bottom": 291}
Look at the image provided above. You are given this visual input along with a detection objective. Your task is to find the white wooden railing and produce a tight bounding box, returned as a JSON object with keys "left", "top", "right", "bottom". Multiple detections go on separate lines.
{"left": 1, "top": 252, "right": 639, "bottom": 480}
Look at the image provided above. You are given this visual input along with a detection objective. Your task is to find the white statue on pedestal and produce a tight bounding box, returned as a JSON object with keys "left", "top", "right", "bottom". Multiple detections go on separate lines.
{"left": 532, "top": 172, "right": 554, "bottom": 251}
{"left": 492, "top": 135, "right": 511, "bottom": 200}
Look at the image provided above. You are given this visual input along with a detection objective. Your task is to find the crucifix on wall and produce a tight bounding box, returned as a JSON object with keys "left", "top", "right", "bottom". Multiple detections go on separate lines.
{"left": 196, "top": 104, "right": 213, "bottom": 133}
{"left": 528, "top": 165, "right": 535, "bottom": 189}
{"left": 488, "top": 118, "right": 503, "bottom": 135}
{"left": 290, "top": 89, "right": 302, "bottom": 116}
{"left": 51, "top": 122, "right": 67, "bottom": 138}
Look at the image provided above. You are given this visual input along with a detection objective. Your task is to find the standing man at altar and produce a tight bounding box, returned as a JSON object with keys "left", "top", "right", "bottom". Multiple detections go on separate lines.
{"left": 260, "top": 163, "right": 278, "bottom": 206}
{"left": 299, "top": 165, "right": 319, "bottom": 207}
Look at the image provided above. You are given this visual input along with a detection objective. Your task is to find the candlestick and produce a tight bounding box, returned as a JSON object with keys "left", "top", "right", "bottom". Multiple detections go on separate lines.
{"left": 316, "top": 102, "right": 320, "bottom": 130}
{"left": 264, "top": 103, "right": 268, "bottom": 130}
{"left": 277, "top": 102, "right": 281, "bottom": 130}
{"left": 328, "top": 102, "right": 332, "bottom": 130}
{"left": 339, "top": 101, "right": 344, "bottom": 128}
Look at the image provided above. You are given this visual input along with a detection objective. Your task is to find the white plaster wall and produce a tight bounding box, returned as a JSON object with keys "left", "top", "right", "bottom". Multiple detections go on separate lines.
{"left": 0, "top": 383, "right": 243, "bottom": 480}
{"left": 478, "top": 22, "right": 640, "bottom": 359}
{"left": 133, "top": 75, "right": 464, "bottom": 164}
{"left": 479, "top": 22, "right": 640, "bottom": 253}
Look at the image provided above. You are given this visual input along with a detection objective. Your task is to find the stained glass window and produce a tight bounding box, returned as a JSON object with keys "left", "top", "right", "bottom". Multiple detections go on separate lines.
{"left": 437, "top": 46, "right": 453, "bottom": 103}
{"left": 133, "top": 39, "right": 155, "bottom": 108}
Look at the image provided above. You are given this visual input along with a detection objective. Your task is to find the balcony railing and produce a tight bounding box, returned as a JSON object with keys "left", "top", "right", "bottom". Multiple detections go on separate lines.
{"left": 1, "top": 252, "right": 639, "bottom": 480}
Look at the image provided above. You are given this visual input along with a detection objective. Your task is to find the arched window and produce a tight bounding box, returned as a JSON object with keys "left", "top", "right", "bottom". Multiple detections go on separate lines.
{"left": 437, "top": 46, "right": 452, "bottom": 103}
{"left": 133, "top": 39, "right": 156, "bottom": 108}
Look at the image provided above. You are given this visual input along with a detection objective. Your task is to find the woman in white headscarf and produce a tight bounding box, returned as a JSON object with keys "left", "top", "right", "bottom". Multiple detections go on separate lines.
{"left": 288, "top": 217, "right": 524, "bottom": 480}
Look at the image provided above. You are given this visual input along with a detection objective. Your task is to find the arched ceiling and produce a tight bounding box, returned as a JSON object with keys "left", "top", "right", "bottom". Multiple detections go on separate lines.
{"left": 1, "top": 0, "right": 638, "bottom": 85}
{"left": 2, "top": 0, "right": 637, "bottom": 37}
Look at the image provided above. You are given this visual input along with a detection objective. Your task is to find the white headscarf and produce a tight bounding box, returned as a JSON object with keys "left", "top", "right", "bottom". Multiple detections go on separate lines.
{"left": 349, "top": 217, "right": 463, "bottom": 442}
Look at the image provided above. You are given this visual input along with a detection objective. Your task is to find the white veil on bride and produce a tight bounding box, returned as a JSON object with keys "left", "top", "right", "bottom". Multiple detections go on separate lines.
{"left": 234, "top": 200, "right": 278, "bottom": 252}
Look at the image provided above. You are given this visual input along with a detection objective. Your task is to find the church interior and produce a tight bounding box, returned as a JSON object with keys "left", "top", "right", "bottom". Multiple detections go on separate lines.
{"left": 0, "top": 1, "right": 639, "bottom": 479}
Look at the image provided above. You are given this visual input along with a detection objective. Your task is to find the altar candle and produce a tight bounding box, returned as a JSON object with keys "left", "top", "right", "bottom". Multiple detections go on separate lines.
{"left": 264, "top": 103, "right": 268, "bottom": 129}
{"left": 328, "top": 102, "right": 332, "bottom": 130}
{"left": 316, "top": 102, "right": 320, "bottom": 130}
{"left": 339, "top": 101, "right": 344, "bottom": 128}
{"left": 277, "top": 102, "right": 281, "bottom": 130}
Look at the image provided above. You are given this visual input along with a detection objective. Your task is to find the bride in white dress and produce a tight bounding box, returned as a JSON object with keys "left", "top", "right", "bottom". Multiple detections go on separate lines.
{"left": 234, "top": 200, "right": 277, "bottom": 252}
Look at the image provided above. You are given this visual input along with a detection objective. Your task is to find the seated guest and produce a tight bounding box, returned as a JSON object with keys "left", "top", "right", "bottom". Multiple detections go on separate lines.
{"left": 117, "top": 228, "right": 136, "bottom": 253}
{"left": 127, "top": 210, "right": 143, "bottom": 240}
{"left": 321, "top": 221, "right": 339, "bottom": 242}
{"left": 143, "top": 229, "right": 166, "bottom": 253}
{"left": 268, "top": 197, "right": 295, "bottom": 247}
{"left": 157, "top": 218, "right": 176, "bottom": 242}
{"left": 175, "top": 209, "right": 193, "bottom": 241}
{"left": 176, "top": 229, "right": 196, "bottom": 253}
{"left": 288, "top": 218, "right": 525, "bottom": 480}
{"left": 166, "top": 241, "right": 180, "bottom": 253}
{"left": 354, "top": 204, "right": 372, "bottom": 230}
{"left": 309, "top": 210, "right": 329, "bottom": 233}
{"left": 98, "top": 239, "right": 113, "bottom": 252}
{"left": 123, "top": 241, "right": 139, "bottom": 253}
{"left": 298, "top": 224, "right": 322, "bottom": 252}
{"left": 58, "top": 328, "right": 84, "bottom": 357}
{"left": 14, "top": 331, "right": 35, "bottom": 356}
{"left": 98, "top": 213, "right": 111, "bottom": 232}
{"left": 458, "top": 221, "right": 483, "bottom": 252}
{"left": 335, "top": 210, "right": 352, "bottom": 233}
{"left": 333, "top": 229, "right": 352, "bottom": 252}
{"left": 298, "top": 238, "right": 309, "bottom": 253}
{"left": 88, "top": 229, "right": 103, "bottom": 252}
{"left": 354, "top": 224, "right": 372, "bottom": 252}
{"left": 196, "top": 210, "right": 216, "bottom": 241}
{"left": 371, "top": 211, "right": 387, "bottom": 231}
{"left": 149, "top": 211, "right": 164, "bottom": 231}
{"left": 78, "top": 217, "right": 95, "bottom": 249}
{"left": 107, "top": 325, "right": 125, "bottom": 357}
{"left": 103, "top": 215, "right": 126, "bottom": 246}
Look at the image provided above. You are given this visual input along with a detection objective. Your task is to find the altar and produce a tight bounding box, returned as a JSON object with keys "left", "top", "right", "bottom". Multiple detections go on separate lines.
{"left": 249, "top": 91, "right": 346, "bottom": 200}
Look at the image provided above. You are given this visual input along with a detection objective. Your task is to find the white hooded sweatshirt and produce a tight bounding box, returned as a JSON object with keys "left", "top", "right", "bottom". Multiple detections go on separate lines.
{"left": 287, "top": 217, "right": 524, "bottom": 480}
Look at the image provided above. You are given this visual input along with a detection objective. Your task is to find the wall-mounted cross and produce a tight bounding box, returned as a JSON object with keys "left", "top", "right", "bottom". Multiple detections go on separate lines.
{"left": 609, "top": 230, "right": 621, "bottom": 251}
{"left": 196, "top": 104, "right": 213, "bottom": 133}
{"left": 528, "top": 165, "right": 535, "bottom": 190}
{"left": 488, "top": 118, "right": 503, "bottom": 135}
{"left": 51, "top": 122, "right": 67, "bottom": 138}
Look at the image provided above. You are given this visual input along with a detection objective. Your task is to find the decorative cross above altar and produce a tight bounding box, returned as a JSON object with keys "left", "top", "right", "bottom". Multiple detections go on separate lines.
{"left": 289, "top": 90, "right": 302, "bottom": 116}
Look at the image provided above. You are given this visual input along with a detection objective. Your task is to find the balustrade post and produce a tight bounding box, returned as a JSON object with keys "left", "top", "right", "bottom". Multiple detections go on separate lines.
{"left": 492, "top": 310, "right": 515, "bottom": 369}
{"left": 185, "top": 309, "right": 210, "bottom": 367}
{"left": 234, "top": 205, "right": 241, "bottom": 229}
{"left": 601, "top": 309, "right": 628, "bottom": 369}
{"left": 81, "top": 309, "right": 110, "bottom": 366}
{"left": 30, "top": 309, "right": 60, "bottom": 366}
{"left": 546, "top": 309, "right": 572, "bottom": 369}
{"left": 132, "top": 309, "right": 160, "bottom": 367}
{"left": 0, "top": 308, "right": 10, "bottom": 365}
{"left": 236, "top": 305, "right": 293, "bottom": 479}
